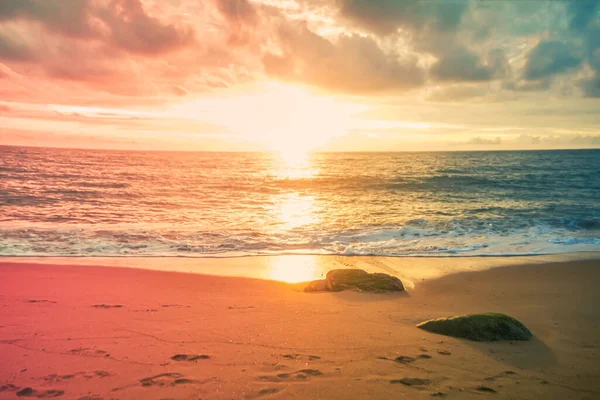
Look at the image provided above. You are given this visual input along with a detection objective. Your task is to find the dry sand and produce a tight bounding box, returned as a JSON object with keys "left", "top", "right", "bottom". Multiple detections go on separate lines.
{"left": 1, "top": 255, "right": 599, "bottom": 399}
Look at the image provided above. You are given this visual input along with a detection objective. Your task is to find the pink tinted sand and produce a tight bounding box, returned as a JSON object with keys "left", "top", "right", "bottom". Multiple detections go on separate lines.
{"left": 1, "top": 256, "right": 599, "bottom": 399}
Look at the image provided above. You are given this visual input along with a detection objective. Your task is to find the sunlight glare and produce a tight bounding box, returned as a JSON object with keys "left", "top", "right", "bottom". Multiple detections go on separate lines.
{"left": 276, "top": 193, "right": 319, "bottom": 230}
{"left": 272, "top": 148, "right": 318, "bottom": 179}
{"left": 169, "top": 83, "right": 363, "bottom": 152}
{"left": 267, "top": 256, "right": 325, "bottom": 283}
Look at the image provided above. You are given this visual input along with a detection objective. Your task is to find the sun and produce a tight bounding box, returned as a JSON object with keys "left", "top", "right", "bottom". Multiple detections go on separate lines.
{"left": 243, "top": 83, "right": 360, "bottom": 153}
{"left": 166, "top": 82, "right": 364, "bottom": 152}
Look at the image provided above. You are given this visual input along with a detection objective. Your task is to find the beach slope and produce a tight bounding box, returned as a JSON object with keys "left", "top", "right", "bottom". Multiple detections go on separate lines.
{"left": 1, "top": 258, "right": 599, "bottom": 399}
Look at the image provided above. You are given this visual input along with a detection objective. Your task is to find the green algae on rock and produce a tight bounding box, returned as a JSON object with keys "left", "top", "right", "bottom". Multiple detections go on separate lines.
{"left": 305, "top": 269, "right": 405, "bottom": 293}
{"left": 417, "top": 313, "right": 532, "bottom": 342}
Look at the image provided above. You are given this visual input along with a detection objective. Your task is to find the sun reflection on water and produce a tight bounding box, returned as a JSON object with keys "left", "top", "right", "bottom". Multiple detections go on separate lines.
{"left": 268, "top": 150, "right": 322, "bottom": 231}
{"left": 267, "top": 255, "right": 326, "bottom": 283}
{"left": 277, "top": 193, "right": 319, "bottom": 230}
{"left": 272, "top": 150, "right": 318, "bottom": 180}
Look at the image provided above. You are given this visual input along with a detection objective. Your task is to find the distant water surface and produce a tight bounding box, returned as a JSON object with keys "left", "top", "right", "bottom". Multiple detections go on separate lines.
{"left": 1, "top": 146, "right": 599, "bottom": 257}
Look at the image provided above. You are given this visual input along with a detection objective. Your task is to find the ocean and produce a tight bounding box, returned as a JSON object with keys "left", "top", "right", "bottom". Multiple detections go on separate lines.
{"left": 1, "top": 146, "right": 599, "bottom": 257}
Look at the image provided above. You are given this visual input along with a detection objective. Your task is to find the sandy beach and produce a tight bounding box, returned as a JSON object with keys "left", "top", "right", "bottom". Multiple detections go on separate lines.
{"left": 1, "top": 255, "right": 599, "bottom": 399}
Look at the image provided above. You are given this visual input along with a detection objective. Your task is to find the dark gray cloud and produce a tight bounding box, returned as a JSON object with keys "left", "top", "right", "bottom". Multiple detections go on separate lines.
{"left": 0, "top": 0, "right": 195, "bottom": 55}
{"left": 0, "top": 32, "right": 36, "bottom": 61}
{"left": 0, "top": 0, "right": 94, "bottom": 37}
{"left": 216, "top": 0, "right": 257, "bottom": 23}
{"left": 334, "top": 0, "right": 510, "bottom": 85}
{"left": 264, "top": 22, "right": 424, "bottom": 93}
{"left": 337, "top": 0, "right": 470, "bottom": 36}
{"left": 567, "top": 0, "right": 600, "bottom": 96}
{"left": 568, "top": 0, "right": 599, "bottom": 33}
{"left": 580, "top": 75, "right": 600, "bottom": 97}
{"left": 431, "top": 46, "right": 506, "bottom": 82}
{"left": 214, "top": 0, "right": 260, "bottom": 46}
{"left": 523, "top": 40, "right": 582, "bottom": 81}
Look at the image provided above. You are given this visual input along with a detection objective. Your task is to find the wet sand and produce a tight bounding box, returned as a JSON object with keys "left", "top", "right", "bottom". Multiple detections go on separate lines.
{"left": 1, "top": 256, "right": 599, "bottom": 399}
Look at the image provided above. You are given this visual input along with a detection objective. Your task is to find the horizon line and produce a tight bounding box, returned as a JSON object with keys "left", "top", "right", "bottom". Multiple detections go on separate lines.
{"left": 2, "top": 143, "right": 599, "bottom": 154}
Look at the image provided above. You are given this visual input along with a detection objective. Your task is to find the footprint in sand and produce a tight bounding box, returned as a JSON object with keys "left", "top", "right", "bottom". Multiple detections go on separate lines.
{"left": 171, "top": 354, "right": 210, "bottom": 362}
{"left": 111, "top": 373, "right": 215, "bottom": 392}
{"left": 245, "top": 387, "right": 282, "bottom": 399}
{"left": 43, "top": 371, "right": 110, "bottom": 383}
{"left": 255, "top": 387, "right": 281, "bottom": 398}
{"left": 15, "top": 387, "right": 64, "bottom": 397}
{"left": 384, "top": 354, "right": 432, "bottom": 364}
{"left": 91, "top": 304, "right": 123, "bottom": 309}
{"left": 77, "top": 397, "right": 103, "bottom": 400}
{"left": 139, "top": 373, "right": 212, "bottom": 387}
{"left": 437, "top": 350, "right": 452, "bottom": 356}
{"left": 161, "top": 304, "right": 191, "bottom": 308}
{"left": 69, "top": 348, "right": 110, "bottom": 358}
{"left": 389, "top": 378, "right": 431, "bottom": 386}
{"left": 258, "top": 369, "right": 323, "bottom": 383}
{"left": 484, "top": 370, "right": 519, "bottom": 382}
{"left": 475, "top": 385, "right": 497, "bottom": 393}
{"left": 1, "top": 384, "right": 20, "bottom": 392}
{"left": 26, "top": 300, "right": 57, "bottom": 304}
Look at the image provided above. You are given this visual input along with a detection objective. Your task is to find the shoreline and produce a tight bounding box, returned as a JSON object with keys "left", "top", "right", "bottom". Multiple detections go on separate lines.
{"left": 2, "top": 252, "right": 599, "bottom": 288}
{"left": 1, "top": 257, "right": 599, "bottom": 399}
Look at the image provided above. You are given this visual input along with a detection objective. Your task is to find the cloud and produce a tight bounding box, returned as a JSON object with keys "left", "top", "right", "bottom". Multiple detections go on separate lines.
{"left": 468, "top": 136, "right": 502, "bottom": 145}
{"left": 172, "top": 85, "right": 188, "bottom": 96}
{"left": 581, "top": 75, "right": 600, "bottom": 98}
{"left": 214, "top": 0, "right": 261, "bottom": 46}
{"left": 216, "top": 0, "right": 257, "bottom": 24}
{"left": 264, "top": 22, "right": 424, "bottom": 93}
{"left": 427, "top": 84, "right": 490, "bottom": 102}
{"left": 503, "top": 78, "right": 552, "bottom": 93}
{"left": 337, "top": 0, "right": 470, "bottom": 36}
{"left": 0, "top": 31, "right": 35, "bottom": 61}
{"left": 0, "top": 0, "right": 95, "bottom": 38}
{"left": 566, "top": 0, "right": 600, "bottom": 96}
{"left": 0, "top": 0, "right": 241, "bottom": 100}
{"left": 0, "top": 0, "right": 196, "bottom": 55}
{"left": 96, "top": 0, "right": 195, "bottom": 55}
{"left": 431, "top": 46, "right": 507, "bottom": 82}
{"left": 568, "top": 0, "right": 599, "bottom": 33}
{"left": 1, "top": 0, "right": 599, "bottom": 108}
{"left": 523, "top": 40, "right": 583, "bottom": 81}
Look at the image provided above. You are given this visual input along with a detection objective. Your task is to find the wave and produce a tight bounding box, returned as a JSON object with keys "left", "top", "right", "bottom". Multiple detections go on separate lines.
{"left": 1, "top": 219, "right": 598, "bottom": 258}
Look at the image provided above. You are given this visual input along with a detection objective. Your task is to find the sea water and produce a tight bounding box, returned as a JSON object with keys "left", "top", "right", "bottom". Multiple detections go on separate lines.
{"left": 1, "top": 146, "right": 599, "bottom": 257}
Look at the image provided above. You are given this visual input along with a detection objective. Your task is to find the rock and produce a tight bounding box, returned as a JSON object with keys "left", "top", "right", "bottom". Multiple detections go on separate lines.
{"left": 304, "top": 279, "right": 328, "bottom": 292}
{"left": 417, "top": 313, "right": 532, "bottom": 342}
{"left": 305, "top": 269, "right": 404, "bottom": 293}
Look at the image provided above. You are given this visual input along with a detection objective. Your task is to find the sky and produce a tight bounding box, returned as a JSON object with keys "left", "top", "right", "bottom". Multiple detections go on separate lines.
{"left": 0, "top": 0, "right": 599, "bottom": 152}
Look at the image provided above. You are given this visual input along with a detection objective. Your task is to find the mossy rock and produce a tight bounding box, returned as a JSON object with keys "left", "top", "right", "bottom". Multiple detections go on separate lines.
{"left": 417, "top": 313, "right": 532, "bottom": 342}
{"left": 305, "top": 269, "right": 405, "bottom": 293}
